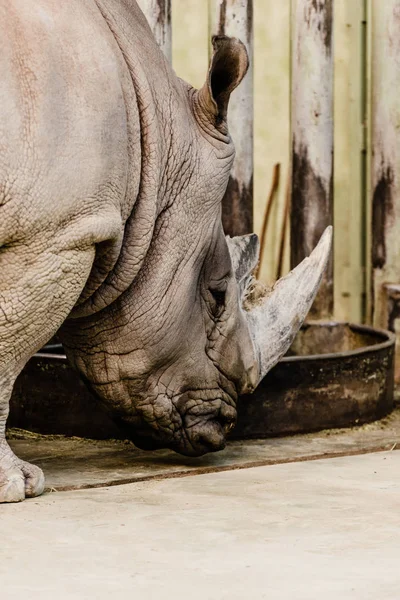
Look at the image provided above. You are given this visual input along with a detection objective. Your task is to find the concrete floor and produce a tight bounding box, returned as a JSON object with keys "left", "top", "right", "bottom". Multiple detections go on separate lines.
{"left": 9, "top": 407, "right": 400, "bottom": 491}
{"left": 1, "top": 451, "right": 400, "bottom": 599}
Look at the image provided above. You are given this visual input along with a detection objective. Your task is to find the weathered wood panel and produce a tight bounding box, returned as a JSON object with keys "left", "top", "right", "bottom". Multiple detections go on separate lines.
{"left": 137, "top": 0, "right": 172, "bottom": 61}
{"left": 370, "top": 0, "right": 400, "bottom": 380}
{"left": 253, "top": 0, "right": 291, "bottom": 285}
{"left": 291, "top": 0, "right": 334, "bottom": 318}
{"left": 209, "top": 0, "right": 254, "bottom": 236}
{"left": 143, "top": 0, "right": 367, "bottom": 321}
{"left": 384, "top": 284, "right": 400, "bottom": 383}
{"left": 333, "top": 0, "right": 365, "bottom": 323}
{"left": 171, "top": 0, "right": 208, "bottom": 90}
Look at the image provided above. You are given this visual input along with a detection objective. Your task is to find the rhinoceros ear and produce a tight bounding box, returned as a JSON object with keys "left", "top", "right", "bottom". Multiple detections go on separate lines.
{"left": 226, "top": 234, "right": 259, "bottom": 295}
{"left": 199, "top": 36, "right": 249, "bottom": 126}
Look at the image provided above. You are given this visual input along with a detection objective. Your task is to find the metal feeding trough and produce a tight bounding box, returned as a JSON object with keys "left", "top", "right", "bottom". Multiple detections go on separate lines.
{"left": 233, "top": 322, "right": 395, "bottom": 439}
{"left": 9, "top": 322, "right": 395, "bottom": 441}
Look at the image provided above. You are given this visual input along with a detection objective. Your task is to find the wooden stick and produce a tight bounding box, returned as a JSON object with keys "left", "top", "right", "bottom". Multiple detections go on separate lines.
{"left": 255, "top": 163, "right": 280, "bottom": 279}
{"left": 276, "top": 171, "right": 291, "bottom": 280}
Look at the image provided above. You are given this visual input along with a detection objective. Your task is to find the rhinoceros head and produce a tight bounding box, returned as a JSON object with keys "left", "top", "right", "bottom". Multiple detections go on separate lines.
{"left": 63, "top": 37, "right": 331, "bottom": 456}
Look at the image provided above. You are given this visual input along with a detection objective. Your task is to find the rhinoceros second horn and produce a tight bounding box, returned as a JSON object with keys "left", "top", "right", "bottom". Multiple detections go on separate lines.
{"left": 245, "top": 226, "right": 333, "bottom": 383}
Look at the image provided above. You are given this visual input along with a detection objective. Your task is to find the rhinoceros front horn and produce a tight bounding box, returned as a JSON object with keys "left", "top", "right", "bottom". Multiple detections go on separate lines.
{"left": 244, "top": 226, "right": 332, "bottom": 385}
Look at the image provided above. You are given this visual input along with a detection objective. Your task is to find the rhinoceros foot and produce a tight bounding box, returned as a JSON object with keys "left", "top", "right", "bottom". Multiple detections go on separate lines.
{"left": 0, "top": 441, "right": 45, "bottom": 503}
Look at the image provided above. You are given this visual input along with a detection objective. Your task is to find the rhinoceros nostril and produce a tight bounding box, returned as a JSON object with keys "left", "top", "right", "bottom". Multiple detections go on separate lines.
{"left": 224, "top": 421, "right": 235, "bottom": 434}
{"left": 217, "top": 411, "right": 236, "bottom": 435}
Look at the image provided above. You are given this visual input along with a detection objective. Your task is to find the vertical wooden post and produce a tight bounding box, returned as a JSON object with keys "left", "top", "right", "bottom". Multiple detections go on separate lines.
{"left": 137, "top": 0, "right": 172, "bottom": 61}
{"left": 291, "top": 0, "right": 334, "bottom": 318}
{"left": 209, "top": 0, "right": 254, "bottom": 236}
{"left": 333, "top": 0, "right": 366, "bottom": 323}
{"left": 371, "top": 0, "right": 400, "bottom": 380}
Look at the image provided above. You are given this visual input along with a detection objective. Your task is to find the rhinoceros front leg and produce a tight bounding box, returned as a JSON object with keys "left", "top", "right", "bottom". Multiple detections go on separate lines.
{"left": 0, "top": 398, "right": 45, "bottom": 503}
{"left": 0, "top": 373, "right": 45, "bottom": 502}
{"left": 0, "top": 242, "right": 96, "bottom": 503}
{"left": 0, "top": 445, "right": 45, "bottom": 503}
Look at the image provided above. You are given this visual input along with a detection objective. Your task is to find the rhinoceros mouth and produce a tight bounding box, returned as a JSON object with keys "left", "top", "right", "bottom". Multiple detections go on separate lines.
{"left": 172, "top": 390, "right": 237, "bottom": 456}
{"left": 177, "top": 419, "right": 231, "bottom": 456}
{"left": 112, "top": 385, "right": 237, "bottom": 457}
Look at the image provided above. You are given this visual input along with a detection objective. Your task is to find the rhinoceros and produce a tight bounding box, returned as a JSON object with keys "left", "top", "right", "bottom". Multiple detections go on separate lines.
{"left": 0, "top": 0, "right": 331, "bottom": 503}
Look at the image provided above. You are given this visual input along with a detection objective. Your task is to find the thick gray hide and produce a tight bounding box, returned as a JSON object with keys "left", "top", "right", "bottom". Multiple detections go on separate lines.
{"left": 0, "top": 0, "right": 331, "bottom": 502}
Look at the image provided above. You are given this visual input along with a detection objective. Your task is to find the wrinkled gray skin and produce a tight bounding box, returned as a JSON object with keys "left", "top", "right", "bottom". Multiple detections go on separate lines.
{"left": 0, "top": 0, "right": 331, "bottom": 503}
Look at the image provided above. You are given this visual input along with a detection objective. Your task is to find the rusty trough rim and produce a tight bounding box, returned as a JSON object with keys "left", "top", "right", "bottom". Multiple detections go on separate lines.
{"left": 35, "top": 351, "right": 67, "bottom": 360}
{"left": 281, "top": 321, "right": 396, "bottom": 364}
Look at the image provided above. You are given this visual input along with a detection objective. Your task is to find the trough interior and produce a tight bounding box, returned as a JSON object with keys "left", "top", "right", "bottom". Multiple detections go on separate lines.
{"left": 286, "top": 322, "right": 383, "bottom": 357}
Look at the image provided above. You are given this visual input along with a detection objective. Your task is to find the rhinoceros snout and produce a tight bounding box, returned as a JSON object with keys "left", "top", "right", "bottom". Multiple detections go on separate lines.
{"left": 113, "top": 392, "right": 238, "bottom": 457}
{"left": 179, "top": 405, "right": 237, "bottom": 457}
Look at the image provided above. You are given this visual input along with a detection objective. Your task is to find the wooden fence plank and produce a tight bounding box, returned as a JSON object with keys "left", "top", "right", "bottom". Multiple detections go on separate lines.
{"left": 253, "top": 0, "right": 291, "bottom": 285}
{"left": 370, "top": 0, "right": 400, "bottom": 380}
{"left": 333, "top": 0, "right": 365, "bottom": 323}
{"left": 209, "top": 0, "right": 254, "bottom": 236}
{"left": 171, "top": 0, "right": 208, "bottom": 90}
{"left": 137, "top": 0, "right": 172, "bottom": 61}
{"left": 291, "top": 0, "right": 334, "bottom": 319}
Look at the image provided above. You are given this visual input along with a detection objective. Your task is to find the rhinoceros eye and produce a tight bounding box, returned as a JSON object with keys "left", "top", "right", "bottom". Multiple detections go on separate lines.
{"left": 208, "top": 281, "right": 227, "bottom": 319}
